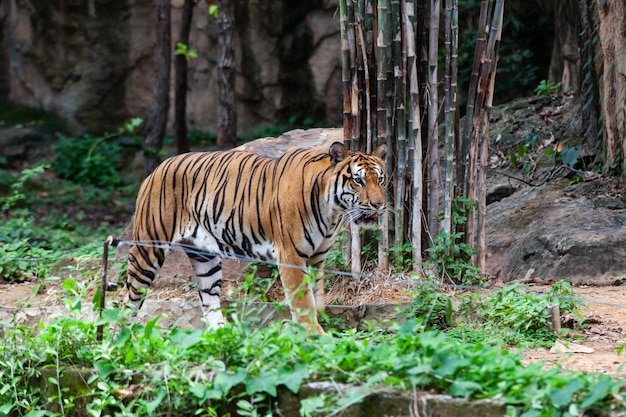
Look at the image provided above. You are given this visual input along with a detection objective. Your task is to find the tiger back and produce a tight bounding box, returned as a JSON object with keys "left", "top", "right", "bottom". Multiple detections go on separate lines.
{"left": 124, "top": 141, "right": 387, "bottom": 334}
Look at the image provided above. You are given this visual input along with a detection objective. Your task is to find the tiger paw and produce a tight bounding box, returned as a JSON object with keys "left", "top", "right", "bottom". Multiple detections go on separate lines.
{"left": 203, "top": 310, "right": 226, "bottom": 329}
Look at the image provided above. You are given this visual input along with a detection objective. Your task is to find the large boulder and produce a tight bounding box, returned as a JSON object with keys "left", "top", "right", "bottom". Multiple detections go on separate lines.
{"left": 486, "top": 178, "right": 626, "bottom": 283}
{"left": 0, "top": 0, "right": 341, "bottom": 135}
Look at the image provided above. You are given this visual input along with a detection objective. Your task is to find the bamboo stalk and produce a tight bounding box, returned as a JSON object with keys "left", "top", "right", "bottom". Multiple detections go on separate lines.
{"left": 442, "top": 0, "right": 452, "bottom": 236}
{"left": 463, "top": 0, "right": 490, "bottom": 250}
{"left": 377, "top": 0, "right": 390, "bottom": 270}
{"left": 340, "top": 0, "right": 352, "bottom": 145}
{"left": 442, "top": 0, "right": 458, "bottom": 236}
{"left": 356, "top": 14, "right": 373, "bottom": 152}
{"left": 392, "top": 0, "right": 406, "bottom": 251}
{"left": 476, "top": 0, "right": 504, "bottom": 273}
{"left": 364, "top": 0, "right": 376, "bottom": 153}
{"left": 343, "top": 2, "right": 363, "bottom": 272}
{"left": 347, "top": 0, "right": 360, "bottom": 151}
{"left": 405, "top": 0, "right": 423, "bottom": 269}
{"left": 427, "top": 0, "right": 441, "bottom": 243}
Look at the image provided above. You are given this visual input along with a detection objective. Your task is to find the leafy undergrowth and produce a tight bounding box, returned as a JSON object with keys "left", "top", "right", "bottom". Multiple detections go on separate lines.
{"left": 1, "top": 289, "right": 624, "bottom": 417}
{"left": 404, "top": 281, "right": 586, "bottom": 349}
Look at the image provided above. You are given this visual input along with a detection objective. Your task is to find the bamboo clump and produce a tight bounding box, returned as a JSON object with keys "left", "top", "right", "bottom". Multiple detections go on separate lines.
{"left": 338, "top": 0, "right": 504, "bottom": 279}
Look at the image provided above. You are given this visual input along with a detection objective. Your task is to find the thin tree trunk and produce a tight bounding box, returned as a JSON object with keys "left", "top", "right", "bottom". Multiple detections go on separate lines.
{"left": 174, "top": 0, "right": 194, "bottom": 155}
{"left": 426, "top": 0, "right": 441, "bottom": 243}
{"left": 217, "top": 0, "right": 237, "bottom": 150}
{"left": 143, "top": 0, "right": 171, "bottom": 175}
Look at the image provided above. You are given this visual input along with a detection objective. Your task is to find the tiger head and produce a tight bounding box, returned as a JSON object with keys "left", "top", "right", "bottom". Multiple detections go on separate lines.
{"left": 329, "top": 142, "right": 388, "bottom": 227}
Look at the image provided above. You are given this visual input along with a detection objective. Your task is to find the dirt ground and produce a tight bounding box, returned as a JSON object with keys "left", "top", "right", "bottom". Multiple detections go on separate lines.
{"left": 2, "top": 258, "right": 626, "bottom": 378}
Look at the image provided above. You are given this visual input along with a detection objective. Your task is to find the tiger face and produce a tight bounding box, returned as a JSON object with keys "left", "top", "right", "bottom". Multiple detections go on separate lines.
{"left": 330, "top": 142, "right": 388, "bottom": 227}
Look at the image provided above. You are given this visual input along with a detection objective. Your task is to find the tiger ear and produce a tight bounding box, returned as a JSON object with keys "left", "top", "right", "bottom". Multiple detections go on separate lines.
{"left": 372, "top": 143, "right": 387, "bottom": 159}
{"left": 329, "top": 142, "right": 349, "bottom": 164}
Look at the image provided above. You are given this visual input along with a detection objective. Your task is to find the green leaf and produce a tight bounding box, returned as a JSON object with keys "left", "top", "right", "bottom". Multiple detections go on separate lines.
{"left": 520, "top": 409, "right": 542, "bottom": 417}
{"left": 245, "top": 370, "right": 278, "bottom": 396}
{"left": 170, "top": 328, "right": 204, "bottom": 350}
{"left": 449, "top": 380, "right": 483, "bottom": 398}
{"left": 143, "top": 316, "right": 160, "bottom": 339}
{"left": 189, "top": 382, "right": 208, "bottom": 401}
{"left": 94, "top": 360, "right": 116, "bottom": 379}
{"left": 278, "top": 364, "right": 309, "bottom": 394}
{"left": 434, "top": 356, "right": 469, "bottom": 378}
{"left": 208, "top": 368, "right": 247, "bottom": 398}
{"left": 549, "top": 379, "right": 584, "bottom": 407}
{"left": 24, "top": 411, "right": 48, "bottom": 417}
{"left": 145, "top": 388, "right": 166, "bottom": 414}
{"left": 95, "top": 308, "right": 119, "bottom": 326}
{"left": 580, "top": 380, "right": 613, "bottom": 408}
{"left": 115, "top": 326, "right": 131, "bottom": 348}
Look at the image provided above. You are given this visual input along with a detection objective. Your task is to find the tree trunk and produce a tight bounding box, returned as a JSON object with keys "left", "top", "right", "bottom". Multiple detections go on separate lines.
{"left": 174, "top": 0, "right": 194, "bottom": 155}
{"left": 545, "top": 0, "right": 581, "bottom": 93}
{"left": 592, "top": 0, "right": 626, "bottom": 173}
{"left": 143, "top": 0, "right": 171, "bottom": 175}
{"left": 217, "top": 0, "right": 237, "bottom": 150}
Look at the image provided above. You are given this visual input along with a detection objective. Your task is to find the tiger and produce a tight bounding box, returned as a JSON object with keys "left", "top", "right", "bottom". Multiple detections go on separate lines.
{"left": 124, "top": 141, "right": 388, "bottom": 334}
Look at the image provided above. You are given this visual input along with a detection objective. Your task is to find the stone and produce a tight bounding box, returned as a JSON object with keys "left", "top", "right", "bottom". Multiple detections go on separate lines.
{"left": 0, "top": 127, "right": 50, "bottom": 161}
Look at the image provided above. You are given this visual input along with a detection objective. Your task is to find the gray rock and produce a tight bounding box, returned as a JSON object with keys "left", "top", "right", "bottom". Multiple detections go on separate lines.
{"left": 0, "top": 127, "right": 50, "bottom": 160}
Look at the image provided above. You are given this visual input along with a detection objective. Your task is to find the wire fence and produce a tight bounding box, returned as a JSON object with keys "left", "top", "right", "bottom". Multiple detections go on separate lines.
{"left": 1, "top": 236, "right": 626, "bottom": 312}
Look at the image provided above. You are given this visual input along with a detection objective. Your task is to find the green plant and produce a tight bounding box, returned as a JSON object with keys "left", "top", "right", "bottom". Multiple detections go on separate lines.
{"left": 427, "top": 197, "right": 484, "bottom": 285}
{"left": 324, "top": 234, "right": 348, "bottom": 272}
{"left": 388, "top": 242, "right": 414, "bottom": 273}
{"left": 509, "top": 131, "right": 540, "bottom": 174}
{"left": 174, "top": 42, "right": 198, "bottom": 62}
{"left": 52, "top": 118, "right": 142, "bottom": 189}
{"left": 0, "top": 164, "right": 47, "bottom": 211}
{"left": 477, "top": 281, "right": 583, "bottom": 341}
{"left": 0, "top": 294, "right": 622, "bottom": 417}
{"left": 534, "top": 79, "right": 562, "bottom": 96}
{"left": 402, "top": 285, "right": 453, "bottom": 330}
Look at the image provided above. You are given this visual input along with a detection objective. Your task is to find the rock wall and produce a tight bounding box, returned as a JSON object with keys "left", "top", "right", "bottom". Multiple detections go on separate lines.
{"left": 0, "top": 0, "right": 342, "bottom": 135}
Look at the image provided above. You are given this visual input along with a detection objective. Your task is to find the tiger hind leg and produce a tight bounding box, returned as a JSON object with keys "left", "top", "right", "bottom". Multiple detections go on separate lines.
{"left": 124, "top": 244, "right": 167, "bottom": 310}
{"left": 185, "top": 248, "right": 225, "bottom": 329}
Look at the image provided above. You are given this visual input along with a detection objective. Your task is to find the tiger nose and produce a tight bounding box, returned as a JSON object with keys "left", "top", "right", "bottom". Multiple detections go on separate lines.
{"left": 370, "top": 201, "right": 385, "bottom": 210}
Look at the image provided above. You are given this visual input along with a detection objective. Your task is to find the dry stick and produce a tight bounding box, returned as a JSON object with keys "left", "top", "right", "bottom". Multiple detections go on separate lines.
{"left": 426, "top": 0, "right": 441, "bottom": 243}
{"left": 476, "top": 0, "right": 504, "bottom": 273}
{"left": 377, "top": 0, "right": 391, "bottom": 271}
{"left": 405, "top": 0, "right": 423, "bottom": 269}
{"left": 463, "top": 0, "right": 491, "bottom": 251}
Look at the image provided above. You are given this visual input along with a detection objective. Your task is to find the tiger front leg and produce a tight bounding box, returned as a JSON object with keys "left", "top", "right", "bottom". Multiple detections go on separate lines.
{"left": 278, "top": 260, "right": 326, "bottom": 335}
{"left": 186, "top": 251, "right": 226, "bottom": 329}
